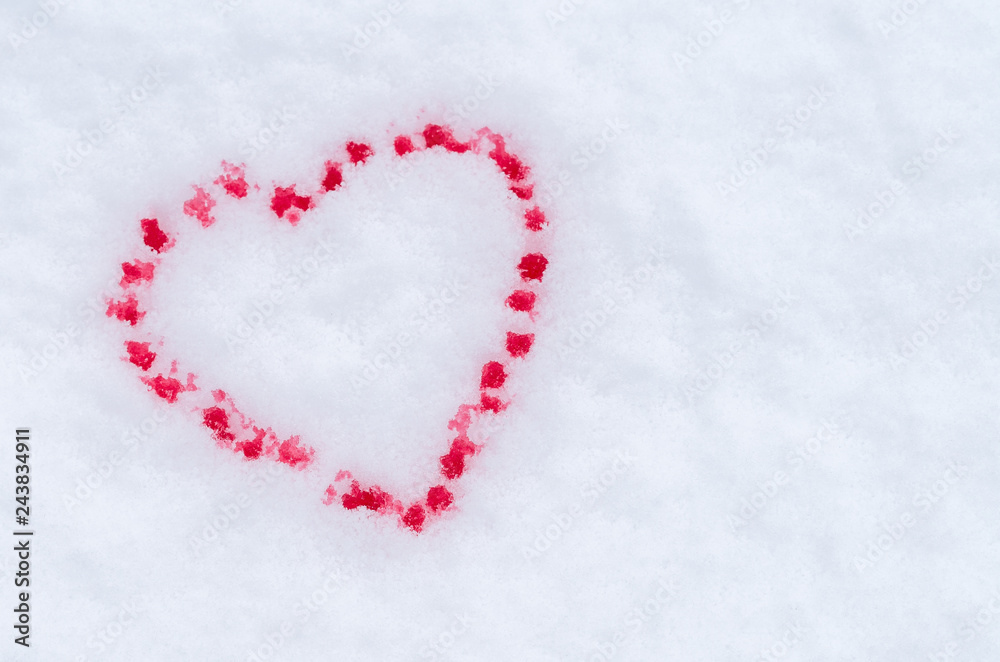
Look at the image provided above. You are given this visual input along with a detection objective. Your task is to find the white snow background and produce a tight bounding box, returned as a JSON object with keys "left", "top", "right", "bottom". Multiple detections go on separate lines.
{"left": 1, "top": 0, "right": 999, "bottom": 660}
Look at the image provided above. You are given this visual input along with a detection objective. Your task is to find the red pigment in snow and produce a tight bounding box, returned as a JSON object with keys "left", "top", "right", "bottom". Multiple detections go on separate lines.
{"left": 140, "top": 218, "right": 171, "bottom": 253}
{"left": 342, "top": 480, "right": 391, "bottom": 511}
{"left": 487, "top": 134, "right": 527, "bottom": 182}
{"left": 321, "top": 162, "right": 343, "bottom": 192}
{"left": 422, "top": 124, "right": 469, "bottom": 153}
{"left": 517, "top": 253, "right": 548, "bottom": 281}
{"left": 106, "top": 295, "right": 144, "bottom": 326}
{"left": 270, "top": 186, "right": 312, "bottom": 221}
{"left": 427, "top": 485, "right": 454, "bottom": 513}
{"left": 237, "top": 429, "right": 265, "bottom": 459}
{"left": 183, "top": 186, "right": 217, "bottom": 228}
{"left": 506, "top": 290, "right": 536, "bottom": 312}
{"left": 510, "top": 184, "right": 534, "bottom": 200}
{"left": 440, "top": 436, "right": 477, "bottom": 480}
{"left": 125, "top": 341, "right": 156, "bottom": 371}
{"left": 322, "top": 485, "right": 337, "bottom": 506}
{"left": 277, "top": 436, "right": 312, "bottom": 468}
{"left": 480, "top": 393, "right": 504, "bottom": 413}
{"left": 506, "top": 332, "right": 534, "bottom": 358}
{"left": 120, "top": 259, "right": 155, "bottom": 287}
{"left": 142, "top": 374, "right": 187, "bottom": 403}
{"left": 402, "top": 504, "right": 426, "bottom": 532}
{"left": 394, "top": 135, "right": 415, "bottom": 156}
{"left": 480, "top": 361, "right": 507, "bottom": 389}
{"left": 346, "top": 141, "right": 373, "bottom": 164}
{"left": 214, "top": 161, "right": 249, "bottom": 199}
{"left": 202, "top": 406, "right": 236, "bottom": 442}
{"left": 525, "top": 206, "right": 547, "bottom": 231}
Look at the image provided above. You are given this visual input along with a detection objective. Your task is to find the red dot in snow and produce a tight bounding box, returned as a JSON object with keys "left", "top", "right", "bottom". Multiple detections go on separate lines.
{"left": 346, "top": 141, "right": 374, "bottom": 164}
{"left": 505, "top": 332, "right": 534, "bottom": 358}
{"left": 402, "top": 504, "right": 426, "bottom": 531}
{"left": 203, "top": 406, "right": 235, "bottom": 442}
{"left": 427, "top": 485, "right": 454, "bottom": 512}
{"left": 214, "top": 161, "right": 249, "bottom": 199}
{"left": 480, "top": 361, "right": 507, "bottom": 389}
{"left": 506, "top": 290, "right": 537, "bottom": 312}
{"left": 142, "top": 374, "right": 188, "bottom": 404}
{"left": 140, "top": 218, "right": 170, "bottom": 253}
{"left": 422, "top": 124, "right": 470, "bottom": 153}
{"left": 322, "top": 162, "right": 343, "bottom": 192}
{"left": 394, "top": 135, "right": 415, "bottom": 156}
{"left": 480, "top": 393, "right": 504, "bottom": 413}
{"left": 524, "top": 206, "right": 547, "bottom": 231}
{"left": 517, "top": 253, "right": 548, "bottom": 281}
{"left": 183, "top": 186, "right": 217, "bottom": 228}
{"left": 487, "top": 134, "right": 527, "bottom": 182}
{"left": 120, "top": 259, "right": 155, "bottom": 287}
{"left": 270, "top": 186, "right": 312, "bottom": 221}
{"left": 125, "top": 341, "right": 156, "bottom": 371}
{"left": 106, "top": 295, "right": 144, "bottom": 326}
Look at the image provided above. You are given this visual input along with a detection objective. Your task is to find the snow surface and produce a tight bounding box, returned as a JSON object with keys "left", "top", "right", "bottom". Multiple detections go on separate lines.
{"left": 2, "top": 0, "right": 1000, "bottom": 660}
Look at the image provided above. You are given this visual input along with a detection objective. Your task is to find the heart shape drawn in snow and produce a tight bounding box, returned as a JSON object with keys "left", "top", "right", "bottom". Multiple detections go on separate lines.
{"left": 107, "top": 123, "right": 551, "bottom": 533}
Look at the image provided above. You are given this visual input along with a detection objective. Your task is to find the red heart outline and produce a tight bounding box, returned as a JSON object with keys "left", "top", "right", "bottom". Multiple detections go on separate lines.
{"left": 107, "top": 123, "right": 551, "bottom": 533}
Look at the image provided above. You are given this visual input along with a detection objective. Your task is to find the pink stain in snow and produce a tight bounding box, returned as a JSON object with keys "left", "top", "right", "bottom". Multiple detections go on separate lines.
{"left": 214, "top": 161, "right": 250, "bottom": 199}
{"left": 524, "top": 206, "right": 547, "bottom": 231}
{"left": 124, "top": 341, "right": 156, "bottom": 371}
{"left": 183, "top": 186, "right": 217, "bottom": 227}
{"left": 120, "top": 259, "right": 155, "bottom": 288}
{"left": 106, "top": 295, "right": 144, "bottom": 326}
